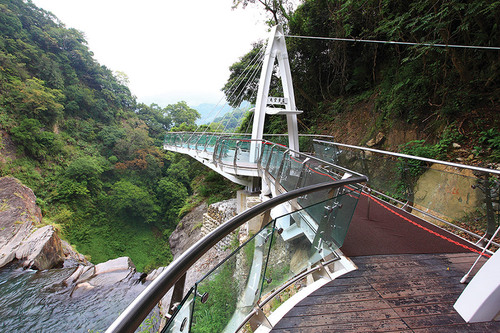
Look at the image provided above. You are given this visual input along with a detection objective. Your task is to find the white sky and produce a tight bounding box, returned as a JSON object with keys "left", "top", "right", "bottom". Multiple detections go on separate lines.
{"left": 32, "top": 0, "right": 270, "bottom": 107}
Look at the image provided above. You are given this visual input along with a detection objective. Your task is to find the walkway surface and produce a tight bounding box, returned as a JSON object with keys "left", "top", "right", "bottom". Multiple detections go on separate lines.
{"left": 342, "top": 195, "right": 483, "bottom": 256}
{"left": 270, "top": 195, "right": 500, "bottom": 332}
{"left": 270, "top": 253, "right": 499, "bottom": 332}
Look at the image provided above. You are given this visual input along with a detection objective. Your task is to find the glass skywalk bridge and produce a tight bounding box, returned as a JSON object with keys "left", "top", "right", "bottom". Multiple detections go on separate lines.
{"left": 104, "top": 133, "right": 367, "bottom": 333}
{"left": 106, "top": 131, "right": 499, "bottom": 333}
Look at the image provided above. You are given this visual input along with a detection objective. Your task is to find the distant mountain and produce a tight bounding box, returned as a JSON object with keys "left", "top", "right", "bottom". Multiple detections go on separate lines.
{"left": 193, "top": 103, "right": 232, "bottom": 125}
{"left": 193, "top": 101, "right": 251, "bottom": 125}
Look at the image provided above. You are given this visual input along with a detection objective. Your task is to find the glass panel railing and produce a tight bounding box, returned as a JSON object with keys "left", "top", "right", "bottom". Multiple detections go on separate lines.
{"left": 161, "top": 183, "right": 362, "bottom": 333}
{"left": 260, "top": 143, "right": 273, "bottom": 169}
{"left": 277, "top": 154, "right": 303, "bottom": 192}
{"left": 235, "top": 139, "right": 252, "bottom": 165}
{"left": 267, "top": 149, "right": 285, "bottom": 179}
{"left": 162, "top": 289, "right": 194, "bottom": 333}
{"left": 259, "top": 189, "right": 361, "bottom": 318}
{"left": 190, "top": 224, "right": 273, "bottom": 333}
{"left": 314, "top": 140, "right": 500, "bottom": 245}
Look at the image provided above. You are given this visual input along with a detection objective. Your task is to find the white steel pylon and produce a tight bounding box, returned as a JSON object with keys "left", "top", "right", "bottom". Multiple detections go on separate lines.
{"left": 250, "top": 25, "right": 302, "bottom": 162}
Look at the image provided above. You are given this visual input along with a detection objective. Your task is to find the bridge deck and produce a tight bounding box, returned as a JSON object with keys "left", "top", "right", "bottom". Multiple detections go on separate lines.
{"left": 270, "top": 253, "right": 499, "bottom": 332}
{"left": 270, "top": 196, "right": 500, "bottom": 332}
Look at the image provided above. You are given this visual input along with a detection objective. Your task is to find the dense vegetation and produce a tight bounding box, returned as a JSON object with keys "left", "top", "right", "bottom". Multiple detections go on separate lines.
{"left": 0, "top": 0, "right": 241, "bottom": 271}
{"left": 230, "top": 0, "right": 500, "bottom": 162}
{"left": 1, "top": 0, "right": 498, "bottom": 271}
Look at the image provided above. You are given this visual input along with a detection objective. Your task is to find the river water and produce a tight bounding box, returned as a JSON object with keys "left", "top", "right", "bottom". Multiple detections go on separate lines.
{"left": 0, "top": 264, "right": 150, "bottom": 332}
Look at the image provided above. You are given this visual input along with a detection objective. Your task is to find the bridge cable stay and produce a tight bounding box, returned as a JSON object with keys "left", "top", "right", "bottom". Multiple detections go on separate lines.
{"left": 181, "top": 44, "right": 265, "bottom": 145}
{"left": 187, "top": 44, "right": 266, "bottom": 145}
{"left": 201, "top": 45, "right": 265, "bottom": 142}
{"left": 284, "top": 34, "right": 500, "bottom": 50}
{"left": 208, "top": 54, "right": 265, "bottom": 135}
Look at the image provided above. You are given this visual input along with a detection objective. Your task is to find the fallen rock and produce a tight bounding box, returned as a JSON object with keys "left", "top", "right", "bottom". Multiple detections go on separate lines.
{"left": 61, "top": 240, "right": 90, "bottom": 266}
{"left": 0, "top": 177, "right": 78, "bottom": 270}
{"left": 366, "top": 132, "right": 385, "bottom": 147}
{"left": 70, "top": 257, "right": 138, "bottom": 296}
{"left": 0, "top": 176, "right": 52, "bottom": 269}
{"left": 16, "top": 225, "right": 64, "bottom": 270}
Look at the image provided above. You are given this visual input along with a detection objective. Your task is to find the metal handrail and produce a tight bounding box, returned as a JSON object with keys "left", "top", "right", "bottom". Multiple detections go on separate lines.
{"left": 261, "top": 139, "right": 365, "bottom": 178}
{"left": 313, "top": 139, "right": 500, "bottom": 176}
{"left": 105, "top": 177, "right": 367, "bottom": 333}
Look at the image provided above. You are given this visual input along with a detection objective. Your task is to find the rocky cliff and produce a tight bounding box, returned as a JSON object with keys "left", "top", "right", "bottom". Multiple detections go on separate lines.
{"left": 0, "top": 176, "right": 143, "bottom": 293}
{"left": 0, "top": 176, "right": 67, "bottom": 270}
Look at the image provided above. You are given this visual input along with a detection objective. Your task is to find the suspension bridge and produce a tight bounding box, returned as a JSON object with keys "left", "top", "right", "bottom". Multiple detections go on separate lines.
{"left": 107, "top": 25, "right": 500, "bottom": 333}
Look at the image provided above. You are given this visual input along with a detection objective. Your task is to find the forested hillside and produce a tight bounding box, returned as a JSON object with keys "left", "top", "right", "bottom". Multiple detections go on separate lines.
{"left": 230, "top": 0, "right": 500, "bottom": 163}
{"left": 0, "top": 0, "right": 239, "bottom": 271}
{"left": 1, "top": 0, "right": 499, "bottom": 270}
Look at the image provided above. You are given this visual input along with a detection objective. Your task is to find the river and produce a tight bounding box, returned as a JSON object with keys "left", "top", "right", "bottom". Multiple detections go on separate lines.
{"left": 0, "top": 263, "right": 150, "bottom": 332}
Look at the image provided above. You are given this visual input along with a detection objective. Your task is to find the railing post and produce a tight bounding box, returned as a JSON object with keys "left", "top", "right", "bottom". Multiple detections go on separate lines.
{"left": 265, "top": 145, "right": 276, "bottom": 175}
{"left": 213, "top": 139, "right": 220, "bottom": 167}
{"left": 296, "top": 158, "right": 311, "bottom": 190}
{"left": 234, "top": 140, "right": 240, "bottom": 171}
{"left": 276, "top": 149, "right": 290, "bottom": 185}
{"left": 168, "top": 272, "right": 187, "bottom": 315}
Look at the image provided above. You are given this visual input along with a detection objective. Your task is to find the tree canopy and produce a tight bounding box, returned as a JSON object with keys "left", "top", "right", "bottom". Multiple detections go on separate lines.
{"left": 226, "top": 0, "right": 500, "bottom": 132}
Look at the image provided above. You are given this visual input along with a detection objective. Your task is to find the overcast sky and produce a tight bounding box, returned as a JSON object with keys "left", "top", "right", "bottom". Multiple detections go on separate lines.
{"left": 32, "top": 0, "right": 270, "bottom": 107}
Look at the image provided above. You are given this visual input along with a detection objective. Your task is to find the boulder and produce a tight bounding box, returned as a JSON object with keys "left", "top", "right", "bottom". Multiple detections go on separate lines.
{"left": 70, "top": 257, "right": 138, "bottom": 296}
{"left": 366, "top": 132, "right": 385, "bottom": 147}
{"left": 16, "top": 225, "right": 64, "bottom": 270}
{"left": 0, "top": 177, "right": 68, "bottom": 270}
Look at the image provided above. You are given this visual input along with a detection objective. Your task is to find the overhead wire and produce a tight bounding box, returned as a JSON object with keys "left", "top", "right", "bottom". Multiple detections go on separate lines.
{"left": 285, "top": 34, "right": 500, "bottom": 51}
{"left": 216, "top": 58, "right": 264, "bottom": 134}
{"left": 204, "top": 44, "right": 266, "bottom": 140}
{"left": 186, "top": 43, "right": 266, "bottom": 145}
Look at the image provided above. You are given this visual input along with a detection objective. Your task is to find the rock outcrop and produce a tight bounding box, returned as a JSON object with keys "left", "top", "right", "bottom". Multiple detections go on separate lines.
{"left": 66, "top": 257, "right": 140, "bottom": 297}
{"left": 0, "top": 176, "right": 65, "bottom": 270}
{"left": 169, "top": 202, "right": 207, "bottom": 261}
{"left": 0, "top": 176, "right": 89, "bottom": 270}
{"left": 15, "top": 225, "right": 64, "bottom": 270}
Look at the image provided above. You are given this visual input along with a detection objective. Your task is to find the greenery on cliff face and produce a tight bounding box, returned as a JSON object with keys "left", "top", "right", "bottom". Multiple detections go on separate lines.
{"left": 1, "top": 0, "right": 498, "bottom": 271}
{"left": 0, "top": 0, "right": 212, "bottom": 271}
{"left": 230, "top": 0, "right": 500, "bottom": 162}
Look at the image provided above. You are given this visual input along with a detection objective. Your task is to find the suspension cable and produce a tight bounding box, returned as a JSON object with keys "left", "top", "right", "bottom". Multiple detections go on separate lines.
{"left": 285, "top": 34, "right": 500, "bottom": 51}
{"left": 216, "top": 58, "right": 264, "bottom": 134}
{"left": 185, "top": 43, "right": 266, "bottom": 145}
{"left": 204, "top": 44, "right": 266, "bottom": 140}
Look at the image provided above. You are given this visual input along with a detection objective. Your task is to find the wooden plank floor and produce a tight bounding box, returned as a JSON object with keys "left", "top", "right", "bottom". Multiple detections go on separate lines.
{"left": 270, "top": 253, "right": 500, "bottom": 332}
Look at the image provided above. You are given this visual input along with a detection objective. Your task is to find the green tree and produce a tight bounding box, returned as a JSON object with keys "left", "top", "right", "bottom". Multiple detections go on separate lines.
{"left": 107, "top": 180, "right": 159, "bottom": 224}
{"left": 222, "top": 42, "right": 264, "bottom": 108}
{"left": 166, "top": 101, "right": 200, "bottom": 128}
{"left": 10, "top": 118, "right": 61, "bottom": 160}
{"left": 233, "top": 0, "right": 294, "bottom": 26}
{"left": 6, "top": 77, "right": 64, "bottom": 125}
{"left": 157, "top": 177, "right": 188, "bottom": 227}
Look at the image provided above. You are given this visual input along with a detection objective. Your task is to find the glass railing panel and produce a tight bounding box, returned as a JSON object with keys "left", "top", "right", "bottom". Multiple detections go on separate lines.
{"left": 306, "top": 186, "right": 362, "bottom": 249}
{"left": 218, "top": 140, "right": 237, "bottom": 165}
{"left": 267, "top": 149, "right": 285, "bottom": 179}
{"left": 259, "top": 191, "right": 361, "bottom": 312}
{"left": 260, "top": 143, "right": 273, "bottom": 169}
{"left": 313, "top": 142, "right": 341, "bottom": 163}
{"left": 278, "top": 155, "right": 304, "bottom": 192}
{"left": 235, "top": 139, "right": 252, "bottom": 165}
{"left": 190, "top": 224, "right": 273, "bottom": 333}
{"left": 314, "top": 140, "right": 500, "bottom": 243}
{"left": 297, "top": 160, "right": 342, "bottom": 207}
{"left": 162, "top": 288, "right": 194, "bottom": 333}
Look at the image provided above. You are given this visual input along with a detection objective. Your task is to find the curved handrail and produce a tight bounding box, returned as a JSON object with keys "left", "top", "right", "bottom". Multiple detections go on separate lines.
{"left": 106, "top": 177, "right": 367, "bottom": 333}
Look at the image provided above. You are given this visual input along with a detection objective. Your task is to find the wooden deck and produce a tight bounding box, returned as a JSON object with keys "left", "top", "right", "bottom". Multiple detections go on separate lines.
{"left": 270, "top": 253, "right": 500, "bottom": 332}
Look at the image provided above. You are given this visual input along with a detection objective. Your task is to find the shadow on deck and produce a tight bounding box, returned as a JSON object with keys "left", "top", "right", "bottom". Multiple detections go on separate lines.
{"left": 270, "top": 196, "right": 500, "bottom": 332}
